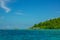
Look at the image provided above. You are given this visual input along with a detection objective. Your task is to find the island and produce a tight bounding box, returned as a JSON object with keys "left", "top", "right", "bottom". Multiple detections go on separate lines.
{"left": 30, "top": 17, "right": 60, "bottom": 29}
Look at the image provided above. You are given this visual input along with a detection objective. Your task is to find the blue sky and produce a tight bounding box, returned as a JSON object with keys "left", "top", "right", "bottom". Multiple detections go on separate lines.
{"left": 0, "top": 0, "right": 60, "bottom": 29}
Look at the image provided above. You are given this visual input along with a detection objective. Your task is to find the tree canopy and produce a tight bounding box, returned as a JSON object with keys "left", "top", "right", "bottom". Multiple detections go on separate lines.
{"left": 30, "top": 17, "right": 60, "bottom": 29}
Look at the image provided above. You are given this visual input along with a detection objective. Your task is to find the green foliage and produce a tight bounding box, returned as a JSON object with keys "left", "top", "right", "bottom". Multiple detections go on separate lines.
{"left": 31, "top": 17, "right": 60, "bottom": 29}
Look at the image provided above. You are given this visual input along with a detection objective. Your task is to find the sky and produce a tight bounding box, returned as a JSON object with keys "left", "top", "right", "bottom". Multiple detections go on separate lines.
{"left": 0, "top": 0, "right": 60, "bottom": 29}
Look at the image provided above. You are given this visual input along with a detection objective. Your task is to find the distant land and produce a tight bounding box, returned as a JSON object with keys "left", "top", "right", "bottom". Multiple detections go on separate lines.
{"left": 30, "top": 17, "right": 60, "bottom": 29}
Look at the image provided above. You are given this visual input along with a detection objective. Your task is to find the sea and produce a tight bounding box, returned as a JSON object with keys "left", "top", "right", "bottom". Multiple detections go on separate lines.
{"left": 0, "top": 30, "right": 60, "bottom": 40}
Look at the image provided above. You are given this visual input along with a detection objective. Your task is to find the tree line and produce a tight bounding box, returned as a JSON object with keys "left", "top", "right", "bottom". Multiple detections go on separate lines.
{"left": 30, "top": 17, "right": 60, "bottom": 29}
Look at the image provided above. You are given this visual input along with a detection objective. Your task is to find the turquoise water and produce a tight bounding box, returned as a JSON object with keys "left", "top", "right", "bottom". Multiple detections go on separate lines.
{"left": 0, "top": 30, "right": 60, "bottom": 40}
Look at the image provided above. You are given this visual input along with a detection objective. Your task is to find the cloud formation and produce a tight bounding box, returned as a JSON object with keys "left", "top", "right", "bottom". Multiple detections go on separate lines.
{"left": 15, "top": 10, "right": 24, "bottom": 16}
{"left": 0, "top": 0, "right": 10, "bottom": 13}
{"left": 16, "top": 13, "right": 24, "bottom": 15}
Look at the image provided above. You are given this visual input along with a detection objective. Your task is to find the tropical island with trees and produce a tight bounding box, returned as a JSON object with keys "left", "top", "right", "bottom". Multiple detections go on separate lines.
{"left": 30, "top": 17, "right": 60, "bottom": 29}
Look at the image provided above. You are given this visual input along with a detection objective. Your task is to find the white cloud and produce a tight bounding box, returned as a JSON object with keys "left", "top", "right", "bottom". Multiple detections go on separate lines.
{"left": 0, "top": 0, "right": 10, "bottom": 13}
{"left": 16, "top": 13, "right": 24, "bottom": 15}
{"left": 15, "top": 10, "right": 24, "bottom": 16}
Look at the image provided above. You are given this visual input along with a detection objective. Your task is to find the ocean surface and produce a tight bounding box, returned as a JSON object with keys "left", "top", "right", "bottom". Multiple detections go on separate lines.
{"left": 0, "top": 30, "right": 60, "bottom": 40}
